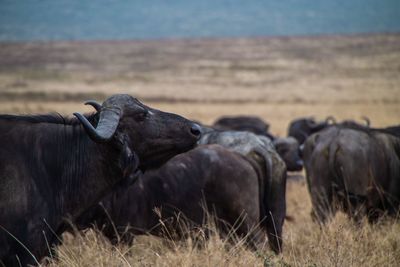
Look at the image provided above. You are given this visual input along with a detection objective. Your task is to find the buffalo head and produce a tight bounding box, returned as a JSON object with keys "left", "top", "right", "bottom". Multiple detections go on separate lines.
{"left": 273, "top": 137, "right": 303, "bottom": 172}
{"left": 287, "top": 117, "right": 332, "bottom": 145}
{"left": 212, "top": 115, "right": 270, "bottom": 136}
{"left": 74, "top": 94, "right": 201, "bottom": 170}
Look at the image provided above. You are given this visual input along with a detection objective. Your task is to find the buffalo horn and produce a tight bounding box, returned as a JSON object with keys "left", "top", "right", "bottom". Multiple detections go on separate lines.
{"left": 325, "top": 116, "right": 337, "bottom": 124}
{"left": 85, "top": 100, "right": 102, "bottom": 112}
{"left": 74, "top": 106, "right": 122, "bottom": 143}
{"left": 361, "top": 116, "right": 371, "bottom": 127}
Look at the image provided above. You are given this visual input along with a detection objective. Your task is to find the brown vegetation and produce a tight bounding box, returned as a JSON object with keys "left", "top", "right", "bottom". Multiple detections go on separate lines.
{"left": 44, "top": 180, "right": 400, "bottom": 267}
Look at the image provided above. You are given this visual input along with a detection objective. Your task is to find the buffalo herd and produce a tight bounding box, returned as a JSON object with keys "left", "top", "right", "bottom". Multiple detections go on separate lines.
{"left": 0, "top": 95, "right": 399, "bottom": 266}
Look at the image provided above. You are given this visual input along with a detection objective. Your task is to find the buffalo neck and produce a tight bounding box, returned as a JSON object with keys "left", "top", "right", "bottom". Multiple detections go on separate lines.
{"left": 46, "top": 125, "right": 122, "bottom": 220}
{"left": 1, "top": 115, "right": 124, "bottom": 229}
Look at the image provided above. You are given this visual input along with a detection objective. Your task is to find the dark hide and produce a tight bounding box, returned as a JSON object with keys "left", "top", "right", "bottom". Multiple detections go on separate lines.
{"left": 199, "top": 130, "right": 287, "bottom": 253}
{"left": 273, "top": 137, "right": 303, "bottom": 172}
{"left": 0, "top": 94, "right": 200, "bottom": 266}
{"left": 303, "top": 124, "right": 400, "bottom": 223}
{"left": 77, "top": 145, "right": 274, "bottom": 252}
{"left": 379, "top": 125, "right": 400, "bottom": 138}
{"left": 212, "top": 115, "right": 275, "bottom": 139}
{"left": 288, "top": 117, "right": 372, "bottom": 146}
{"left": 287, "top": 117, "right": 330, "bottom": 145}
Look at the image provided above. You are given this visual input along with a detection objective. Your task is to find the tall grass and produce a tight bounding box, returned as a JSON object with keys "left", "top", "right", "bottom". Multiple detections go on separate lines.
{"left": 46, "top": 226, "right": 265, "bottom": 267}
{"left": 44, "top": 180, "right": 399, "bottom": 267}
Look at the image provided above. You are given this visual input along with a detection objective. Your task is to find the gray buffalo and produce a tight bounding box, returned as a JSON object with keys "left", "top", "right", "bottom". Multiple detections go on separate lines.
{"left": 198, "top": 129, "right": 287, "bottom": 252}
{"left": 207, "top": 121, "right": 302, "bottom": 171}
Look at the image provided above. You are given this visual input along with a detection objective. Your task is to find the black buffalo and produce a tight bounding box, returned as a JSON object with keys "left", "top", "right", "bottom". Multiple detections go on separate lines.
{"left": 209, "top": 119, "right": 302, "bottom": 172}
{"left": 303, "top": 123, "right": 400, "bottom": 223}
{"left": 211, "top": 116, "right": 303, "bottom": 171}
{"left": 0, "top": 94, "right": 200, "bottom": 266}
{"left": 273, "top": 137, "right": 303, "bottom": 172}
{"left": 287, "top": 117, "right": 333, "bottom": 145}
{"left": 77, "top": 144, "right": 282, "bottom": 252}
{"left": 288, "top": 116, "right": 371, "bottom": 145}
{"left": 212, "top": 115, "right": 274, "bottom": 139}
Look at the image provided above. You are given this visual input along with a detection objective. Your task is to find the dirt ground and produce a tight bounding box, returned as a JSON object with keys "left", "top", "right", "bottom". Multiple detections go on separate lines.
{"left": 1, "top": 33, "right": 399, "bottom": 134}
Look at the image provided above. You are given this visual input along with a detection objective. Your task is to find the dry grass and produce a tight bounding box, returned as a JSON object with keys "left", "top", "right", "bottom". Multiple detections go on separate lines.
{"left": 42, "top": 180, "right": 400, "bottom": 267}
{"left": 283, "top": 180, "right": 400, "bottom": 267}
{"left": 46, "top": 229, "right": 264, "bottom": 267}
{"left": 1, "top": 34, "right": 399, "bottom": 266}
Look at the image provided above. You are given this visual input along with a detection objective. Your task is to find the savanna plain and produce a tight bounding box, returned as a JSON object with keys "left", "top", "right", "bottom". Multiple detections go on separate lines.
{"left": 0, "top": 33, "right": 399, "bottom": 266}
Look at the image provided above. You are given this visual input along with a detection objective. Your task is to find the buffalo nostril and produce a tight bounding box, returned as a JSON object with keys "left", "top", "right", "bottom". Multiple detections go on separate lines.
{"left": 190, "top": 124, "right": 202, "bottom": 139}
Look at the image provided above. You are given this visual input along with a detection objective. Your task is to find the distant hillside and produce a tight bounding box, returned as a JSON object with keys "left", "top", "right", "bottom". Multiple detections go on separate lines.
{"left": 0, "top": 33, "right": 399, "bottom": 105}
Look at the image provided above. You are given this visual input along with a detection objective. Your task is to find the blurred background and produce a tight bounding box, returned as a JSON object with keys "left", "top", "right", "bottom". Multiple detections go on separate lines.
{"left": 0, "top": 0, "right": 399, "bottom": 135}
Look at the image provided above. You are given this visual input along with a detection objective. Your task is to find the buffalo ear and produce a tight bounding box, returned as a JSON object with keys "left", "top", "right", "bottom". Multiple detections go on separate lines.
{"left": 119, "top": 143, "right": 140, "bottom": 181}
{"left": 120, "top": 153, "right": 142, "bottom": 187}
{"left": 114, "top": 132, "right": 141, "bottom": 182}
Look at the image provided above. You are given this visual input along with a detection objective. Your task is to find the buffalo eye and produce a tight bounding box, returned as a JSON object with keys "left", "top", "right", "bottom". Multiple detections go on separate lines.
{"left": 134, "top": 111, "right": 149, "bottom": 122}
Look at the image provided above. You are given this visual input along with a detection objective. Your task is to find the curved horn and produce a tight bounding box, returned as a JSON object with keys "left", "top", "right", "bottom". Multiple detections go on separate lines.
{"left": 325, "top": 116, "right": 337, "bottom": 124}
{"left": 74, "top": 106, "right": 122, "bottom": 143}
{"left": 85, "top": 100, "right": 102, "bottom": 112}
{"left": 361, "top": 116, "right": 370, "bottom": 127}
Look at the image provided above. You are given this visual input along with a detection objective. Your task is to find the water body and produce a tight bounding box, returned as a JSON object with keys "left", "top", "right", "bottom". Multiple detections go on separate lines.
{"left": 0, "top": 0, "right": 399, "bottom": 41}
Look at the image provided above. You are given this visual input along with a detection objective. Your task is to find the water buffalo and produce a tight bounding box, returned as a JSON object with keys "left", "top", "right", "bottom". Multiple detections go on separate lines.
{"left": 77, "top": 144, "right": 282, "bottom": 252}
{"left": 0, "top": 94, "right": 200, "bottom": 266}
{"left": 288, "top": 116, "right": 371, "bottom": 146}
{"left": 212, "top": 115, "right": 274, "bottom": 139}
{"left": 198, "top": 129, "right": 287, "bottom": 253}
{"left": 303, "top": 124, "right": 400, "bottom": 223}
{"left": 273, "top": 137, "right": 303, "bottom": 172}
{"left": 202, "top": 123, "right": 303, "bottom": 171}
{"left": 287, "top": 117, "right": 333, "bottom": 145}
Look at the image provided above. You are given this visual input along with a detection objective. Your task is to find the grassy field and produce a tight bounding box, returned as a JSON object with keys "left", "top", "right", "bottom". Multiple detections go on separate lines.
{"left": 1, "top": 33, "right": 400, "bottom": 266}
{"left": 44, "top": 180, "right": 400, "bottom": 267}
